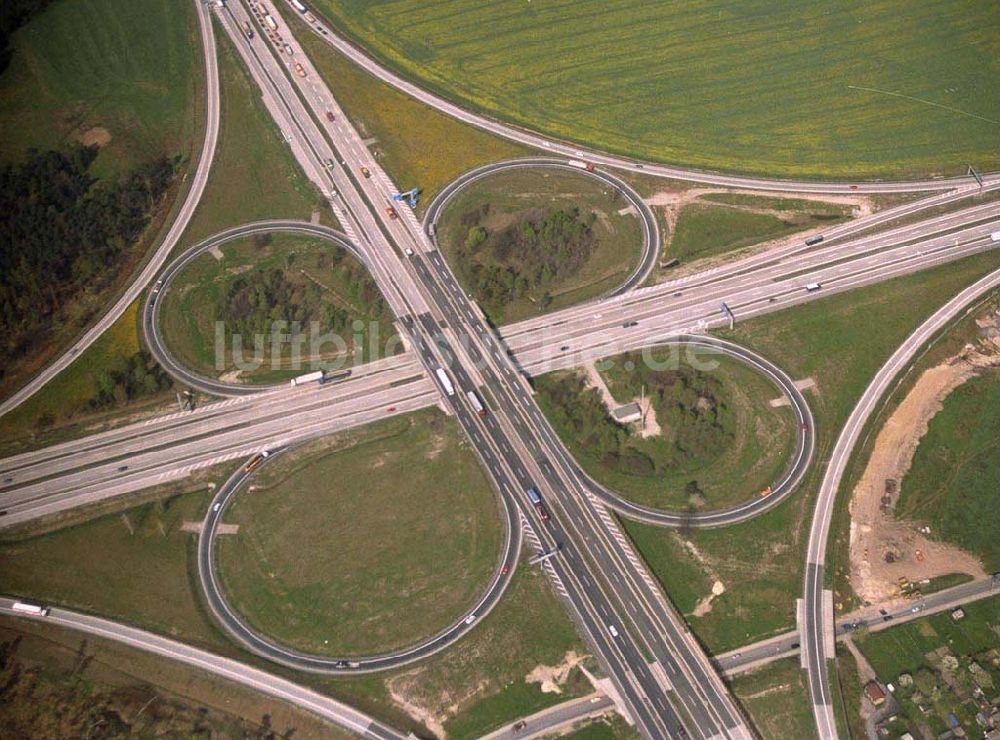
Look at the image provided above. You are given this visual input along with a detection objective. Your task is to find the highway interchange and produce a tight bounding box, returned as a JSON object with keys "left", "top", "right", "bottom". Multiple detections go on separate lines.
{"left": 0, "top": 0, "right": 999, "bottom": 737}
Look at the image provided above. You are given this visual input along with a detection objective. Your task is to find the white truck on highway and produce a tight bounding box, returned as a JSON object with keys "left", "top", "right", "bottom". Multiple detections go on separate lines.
{"left": 567, "top": 159, "right": 596, "bottom": 172}
{"left": 991, "top": 231, "right": 1000, "bottom": 242}
{"left": 435, "top": 367, "right": 455, "bottom": 397}
{"left": 290, "top": 370, "right": 324, "bottom": 387}
{"left": 11, "top": 601, "right": 50, "bottom": 617}
{"left": 466, "top": 390, "right": 486, "bottom": 417}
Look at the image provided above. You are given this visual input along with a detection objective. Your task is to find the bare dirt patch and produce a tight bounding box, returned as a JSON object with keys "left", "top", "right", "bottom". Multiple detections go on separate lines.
{"left": 848, "top": 339, "right": 1000, "bottom": 604}
{"left": 78, "top": 126, "right": 111, "bottom": 147}
{"left": 525, "top": 650, "right": 587, "bottom": 694}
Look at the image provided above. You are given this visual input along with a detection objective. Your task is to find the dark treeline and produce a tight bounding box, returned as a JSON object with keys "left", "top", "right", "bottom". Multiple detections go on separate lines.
{"left": 89, "top": 350, "right": 173, "bottom": 411}
{"left": 456, "top": 206, "right": 598, "bottom": 314}
{"left": 0, "top": 0, "right": 52, "bottom": 73}
{"left": 0, "top": 145, "right": 175, "bottom": 367}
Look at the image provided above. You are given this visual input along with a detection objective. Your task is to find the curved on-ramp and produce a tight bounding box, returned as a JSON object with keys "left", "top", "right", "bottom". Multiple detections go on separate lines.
{"left": 0, "top": 0, "right": 221, "bottom": 420}
{"left": 143, "top": 220, "right": 366, "bottom": 396}
{"left": 803, "top": 266, "right": 1000, "bottom": 738}
{"left": 422, "top": 157, "right": 661, "bottom": 296}
{"left": 197, "top": 443, "right": 523, "bottom": 675}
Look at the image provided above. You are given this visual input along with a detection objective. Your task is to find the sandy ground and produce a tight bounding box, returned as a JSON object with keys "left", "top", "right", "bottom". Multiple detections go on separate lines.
{"left": 525, "top": 650, "right": 586, "bottom": 694}
{"left": 78, "top": 126, "right": 111, "bottom": 147}
{"left": 848, "top": 331, "right": 1000, "bottom": 605}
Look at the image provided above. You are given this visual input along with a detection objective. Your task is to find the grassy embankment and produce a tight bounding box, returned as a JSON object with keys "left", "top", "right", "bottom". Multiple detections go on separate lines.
{"left": 622, "top": 248, "right": 1000, "bottom": 653}
{"left": 0, "top": 409, "right": 590, "bottom": 736}
{"left": 158, "top": 233, "right": 396, "bottom": 385}
{"left": 282, "top": 6, "right": 529, "bottom": 211}
{"left": 0, "top": 0, "right": 199, "bottom": 411}
{"left": 669, "top": 194, "right": 853, "bottom": 264}
{"left": 309, "top": 0, "right": 999, "bottom": 179}
{"left": 536, "top": 349, "right": 796, "bottom": 511}
{"left": 0, "top": 617, "right": 351, "bottom": 739}
{"left": 0, "top": 18, "right": 330, "bottom": 447}
{"left": 436, "top": 169, "right": 643, "bottom": 324}
{"left": 897, "top": 370, "right": 1000, "bottom": 571}
{"left": 215, "top": 411, "right": 501, "bottom": 656}
{"left": 728, "top": 658, "right": 817, "bottom": 740}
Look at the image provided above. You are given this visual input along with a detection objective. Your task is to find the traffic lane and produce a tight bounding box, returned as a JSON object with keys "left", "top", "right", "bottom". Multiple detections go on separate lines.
{"left": 407, "top": 312, "right": 679, "bottom": 737}
{"left": 0, "top": 597, "right": 405, "bottom": 739}
{"left": 411, "top": 272, "right": 716, "bottom": 735}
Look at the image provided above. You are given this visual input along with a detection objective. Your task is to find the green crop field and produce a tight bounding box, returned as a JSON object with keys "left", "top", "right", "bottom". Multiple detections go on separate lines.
{"left": 0, "top": 0, "right": 198, "bottom": 180}
{"left": 898, "top": 370, "right": 1000, "bottom": 570}
{"left": 216, "top": 410, "right": 503, "bottom": 657}
{"left": 159, "top": 233, "right": 396, "bottom": 385}
{"left": 310, "top": 0, "right": 999, "bottom": 179}
{"left": 437, "top": 168, "right": 643, "bottom": 323}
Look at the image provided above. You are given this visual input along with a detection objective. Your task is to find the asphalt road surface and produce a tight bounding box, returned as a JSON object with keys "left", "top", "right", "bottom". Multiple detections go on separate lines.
{"left": 0, "top": 597, "right": 406, "bottom": 739}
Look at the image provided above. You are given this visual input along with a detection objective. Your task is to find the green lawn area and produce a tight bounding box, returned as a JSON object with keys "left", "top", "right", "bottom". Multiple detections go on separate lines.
{"left": 561, "top": 714, "right": 640, "bottom": 739}
{"left": 0, "top": 407, "right": 591, "bottom": 736}
{"left": 537, "top": 348, "right": 795, "bottom": 512}
{"left": 621, "top": 248, "right": 1000, "bottom": 652}
{"left": 159, "top": 233, "right": 395, "bottom": 385}
{"left": 437, "top": 169, "right": 643, "bottom": 323}
{"left": 283, "top": 6, "right": 528, "bottom": 211}
{"left": 178, "top": 18, "right": 330, "bottom": 246}
{"left": 215, "top": 409, "right": 503, "bottom": 657}
{"left": 308, "top": 0, "right": 999, "bottom": 179}
{"left": 897, "top": 369, "right": 1000, "bottom": 571}
{"left": 0, "top": 0, "right": 198, "bottom": 180}
{"left": 729, "top": 658, "right": 816, "bottom": 740}
{"left": 669, "top": 196, "right": 852, "bottom": 263}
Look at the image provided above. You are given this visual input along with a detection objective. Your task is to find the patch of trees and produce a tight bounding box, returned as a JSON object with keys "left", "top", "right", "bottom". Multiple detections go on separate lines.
{"left": 88, "top": 350, "right": 173, "bottom": 411}
{"left": 538, "top": 362, "right": 734, "bottom": 485}
{"left": 0, "top": 145, "right": 175, "bottom": 366}
{"left": 455, "top": 206, "right": 598, "bottom": 314}
{"left": 219, "top": 253, "right": 385, "bottom": 341}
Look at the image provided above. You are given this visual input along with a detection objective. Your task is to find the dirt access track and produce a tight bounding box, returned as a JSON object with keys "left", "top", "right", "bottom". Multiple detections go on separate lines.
{"left": 848, "top": 321, "right": 1000, "bottom": 605}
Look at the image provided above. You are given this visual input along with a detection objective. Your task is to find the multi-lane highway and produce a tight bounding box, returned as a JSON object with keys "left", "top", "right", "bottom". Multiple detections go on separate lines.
{"left": 0, "top": 598, "right": 406, "bottom": 740}
{"left": 0, "top": 0, "right": 222, "bottom": 419}
{"left": 211, "top": 2, "right": 754, "bottom": 735}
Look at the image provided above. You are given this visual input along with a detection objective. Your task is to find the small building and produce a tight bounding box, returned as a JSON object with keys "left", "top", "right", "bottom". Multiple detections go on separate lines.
{"left": 952, "top": 608, "right": 966, "bottom": 621}
{"left": 611, "top": 402, "right": 642, "bottom": 424}
{"left": 865, "top": 681, "right": 887, "bottom": 706}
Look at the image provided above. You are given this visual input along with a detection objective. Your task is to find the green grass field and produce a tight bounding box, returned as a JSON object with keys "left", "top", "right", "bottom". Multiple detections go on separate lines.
{"left": 158, "top": 233, "right": 395, "bottom": 385}
{"left": 898, "top": 370, "right": 1000, "bottom": 570}
{"left": 284, "top": 7, "right": 528, "bottom": 211}
{"left": 215, "top": 410, "right": 503, "bottom": 657}
{"left": 0, "top": 0, "right": 198, "bottom": 180}
{"left": 729, "top": 658, "right": 817, "bottom": 740}
{"left": 310, "top": 0, "right": 999, "bottom": 179}
{"left": 437, "top": 169, "right": 643, "bottom": 323}
{"left": 178, "top": 19, "right": 330, "bottom": 246}
{"left": 669, "top": 196, "right": 852, "bottom": 264}
{"left": 0, "top": 410, "right": 589, "bottom": 735}
{"left": 622, "top": 248, "right": 1000, "bottom": 652}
